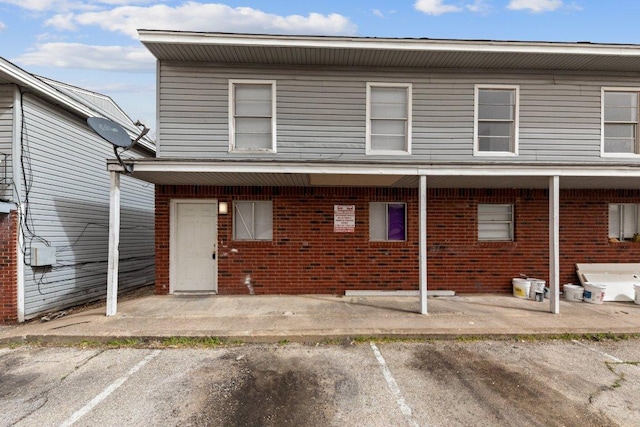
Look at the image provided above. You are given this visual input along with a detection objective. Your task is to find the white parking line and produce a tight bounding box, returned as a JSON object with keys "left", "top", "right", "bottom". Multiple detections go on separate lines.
{"left": 572, "top": 339, "right": 640, "bottom": 371}
{"left": 58, "top": 350, "right": 161, "bottom": 427}
{"left": 370, "top": 342, "right": 422, "bottom": 427}
{"left": 571, "top": 339, "right": 625, "bottom": 363}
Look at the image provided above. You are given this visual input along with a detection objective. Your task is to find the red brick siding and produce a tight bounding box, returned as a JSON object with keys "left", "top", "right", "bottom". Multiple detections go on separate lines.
{"left": 427, "top": 189, "right": 550, "bottom": 293}
{"left": 0, "top": 211, "right": 17, "bottom": 322}
{"left": 155, "top": 186, "right": 640, "bottom": 295}
{"left": 156, "top": 186, "right": 419, "bottom": 295}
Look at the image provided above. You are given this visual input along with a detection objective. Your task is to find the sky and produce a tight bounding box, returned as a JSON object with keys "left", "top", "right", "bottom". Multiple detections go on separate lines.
{"left": 2, "top": 0, "right": 640, "bottom": 137}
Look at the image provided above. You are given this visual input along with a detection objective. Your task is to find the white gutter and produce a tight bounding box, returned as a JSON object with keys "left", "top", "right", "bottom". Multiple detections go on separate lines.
{"left": 108, "top": 159, "right": 640, "bottom": 178}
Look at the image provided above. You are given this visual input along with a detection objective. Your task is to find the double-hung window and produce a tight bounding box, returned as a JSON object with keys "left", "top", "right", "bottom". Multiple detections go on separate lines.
{"left": 602, "top": 89, "right": 640, "bottom": 156}
{"left": 474, "top": 85, "right": 519, "bottom": 155}
{"left": 609, "top": 203, "right": 640, "bottom": 241}
{"left": 370, "top": 202, "right": 407, "bottom": 241}
{"left": 233, "top": 201, "right": 273, "bottom": 241}
{"left": 229, "top": 80, "right": 276, "bottom": 152}
{"left": 366, "top": 83, "right": 412, "bottom": 154}
{"left": 478, "top": 204, "right": 514, "bottom": 241}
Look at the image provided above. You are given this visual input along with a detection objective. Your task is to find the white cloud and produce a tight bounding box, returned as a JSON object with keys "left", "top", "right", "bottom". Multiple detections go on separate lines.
{"left": 14, "top": 43, "right": 155, "bottom": 72}
{"left": 0, "top": 0, "right": 155, "bottom": 12}
{"left": 372, "top": 9, "right": 384, "bottom": 18}
{"left": 45, "top": 13, "right": 77, "bottom": 31}
{"left": 507, "top": 0, "right": 563, "bottom": 13}
{"left": 466, "top": 0, "right": 492, "bottom": 14}
{"left": 45, "top": 2, "right": 357, "bottom": 38}
{"left": 0, "top": 21, "right": 6, "bottom": 31}
{"left": 414, "top": 0, "right": 462, "bottom": 15}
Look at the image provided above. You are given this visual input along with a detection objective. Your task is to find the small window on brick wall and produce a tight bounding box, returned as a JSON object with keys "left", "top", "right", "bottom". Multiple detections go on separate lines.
{"left": 609, "top": 203, "right": 640, "bottom": 241}
{"left": 370, "top": 202, "right": 407, "bottom": 241}
{"left": 478, "top": 204, "right": 514, "bottom": 241}
{"left": 233, "top": 201, "right": 273, "bottom": 241}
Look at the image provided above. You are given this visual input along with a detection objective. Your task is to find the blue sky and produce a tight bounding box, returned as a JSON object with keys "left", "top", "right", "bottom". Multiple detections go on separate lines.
{"left": 2, "top": 0, "right": 640, "bottom": 134}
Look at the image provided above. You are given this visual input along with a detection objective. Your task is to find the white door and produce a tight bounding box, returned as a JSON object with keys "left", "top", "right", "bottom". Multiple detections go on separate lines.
{"left": 172, "top": 201, "right": 218, "bottom": 293}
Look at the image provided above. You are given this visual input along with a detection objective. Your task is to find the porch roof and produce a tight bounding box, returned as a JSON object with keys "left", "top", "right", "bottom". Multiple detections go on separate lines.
{"left": 109, "top": 158, "right": 640, "bottom": 189}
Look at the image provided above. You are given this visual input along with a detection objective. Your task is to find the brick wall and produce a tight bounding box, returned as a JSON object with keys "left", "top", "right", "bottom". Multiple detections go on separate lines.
{"left": 156, "top": 186, "right": 419, "bottom": 295}
{"left": 155, "top": 185, "right": 640, "bottom": 295}
{"left": 0, "top": 210, "right": 17, "bottom": 322}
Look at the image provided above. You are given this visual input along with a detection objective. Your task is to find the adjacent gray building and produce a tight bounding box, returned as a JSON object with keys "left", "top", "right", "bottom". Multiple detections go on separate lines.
{"left": 0, "top": 57, "right": 155, "bottom": 322}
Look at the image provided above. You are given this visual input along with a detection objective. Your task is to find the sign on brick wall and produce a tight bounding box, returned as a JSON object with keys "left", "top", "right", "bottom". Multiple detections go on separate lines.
{"left": 334, "top": 205, "right": 355, "bottom": 233}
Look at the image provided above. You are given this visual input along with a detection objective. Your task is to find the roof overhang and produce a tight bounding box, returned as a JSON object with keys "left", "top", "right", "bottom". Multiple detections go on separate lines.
{"left": 138, "top": 30, "right": 640, "bottom": 73}
{"left": 0, "top": 57, "right": 155, "bottom": 153}
{"left": 109, "top": 158, "right": 640, "bottom": 190}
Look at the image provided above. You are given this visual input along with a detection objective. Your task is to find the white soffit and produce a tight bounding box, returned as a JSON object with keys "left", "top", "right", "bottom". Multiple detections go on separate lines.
{"left": 138, "top": 30, "right": 640, "bottom": 72}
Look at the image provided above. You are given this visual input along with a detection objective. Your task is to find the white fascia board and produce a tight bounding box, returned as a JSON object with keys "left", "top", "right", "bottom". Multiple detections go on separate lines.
{"left": 138, "top": 30, "right": 640, "bottom": 58}
{"left": 0, "top": 58, "right": 96, "bottom": 118}
{"left": 0, "top": 58, "right": 155, "bottom": 153}
{"left": 110, "top": 159, "right": 640, "bottom": 178}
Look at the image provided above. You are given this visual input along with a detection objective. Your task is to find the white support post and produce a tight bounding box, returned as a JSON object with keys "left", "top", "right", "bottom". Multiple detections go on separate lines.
{"left": 549, "top": 176, "right": 560, "bottom": 314}
{"left": 12, "top": 87, "right": 25, "bottom": 322}
{"left": 106, "top": 171, "right": 121, "bottom": 316}
{"left": 419, "top": 175, "right": 428, "bottom": 315}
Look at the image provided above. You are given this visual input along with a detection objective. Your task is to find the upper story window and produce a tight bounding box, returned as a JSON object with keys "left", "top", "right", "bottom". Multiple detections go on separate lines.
{"left": 602, "top": 89, "right": 640, "bottom": 156}
{"left": 366, "top": 83, "right": 412, "bottom": 155}
{"left": 474, "top": 85, "right": 519, "bottom": 156}
{"left": 229, "top": 80, "right": 276, "bottom": 152}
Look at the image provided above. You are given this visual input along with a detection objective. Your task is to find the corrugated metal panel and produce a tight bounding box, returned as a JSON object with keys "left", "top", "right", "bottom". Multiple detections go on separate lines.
{"left": 157, "top": 64, "right": 637, "bottom": 164}
{"left": 19, "top": 96, "right": 154, "bottom": 319}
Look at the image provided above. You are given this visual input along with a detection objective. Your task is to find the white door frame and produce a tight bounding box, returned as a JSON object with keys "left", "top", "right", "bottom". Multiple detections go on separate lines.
{"left": 169, "top": 199, "right": 219, "bottom": 294}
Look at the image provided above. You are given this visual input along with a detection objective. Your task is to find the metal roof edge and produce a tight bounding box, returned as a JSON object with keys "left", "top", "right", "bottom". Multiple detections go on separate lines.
{"left": 137, "top": 30, "right": 640, "bottom": 57}
{"left": 0, "top": 57, "right": 155, "bottom": 153}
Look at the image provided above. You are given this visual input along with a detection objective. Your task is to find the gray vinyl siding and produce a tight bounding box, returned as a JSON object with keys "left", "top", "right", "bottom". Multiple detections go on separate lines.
{"left": 0, "top": 86, "right": 13, "bottom": 200}
{"left": 19, "top": 94, "right": 154, "bottom": 319}
{"left": 157, "top": 62, "right": 640, "bottom": 164}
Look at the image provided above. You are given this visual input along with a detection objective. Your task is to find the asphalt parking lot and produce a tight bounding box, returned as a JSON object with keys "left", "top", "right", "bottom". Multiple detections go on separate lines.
{"left": 1, "top": 339, "right": 639, "bottom": 426}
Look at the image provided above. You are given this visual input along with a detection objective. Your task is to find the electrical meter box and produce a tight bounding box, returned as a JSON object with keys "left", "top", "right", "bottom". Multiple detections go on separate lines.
{"left": 32, "top": 246, "right": 56, "bottom": 266}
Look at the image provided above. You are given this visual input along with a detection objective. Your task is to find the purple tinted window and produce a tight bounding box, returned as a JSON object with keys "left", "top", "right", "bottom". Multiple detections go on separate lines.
{"left": 387, "top": 203, "right": 406, "bottom": 241}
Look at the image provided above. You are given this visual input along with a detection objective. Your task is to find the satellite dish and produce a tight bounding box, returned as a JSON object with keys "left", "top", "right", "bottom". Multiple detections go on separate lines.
{"left": 87, "top": 117, "right": 132, "bottom": 148}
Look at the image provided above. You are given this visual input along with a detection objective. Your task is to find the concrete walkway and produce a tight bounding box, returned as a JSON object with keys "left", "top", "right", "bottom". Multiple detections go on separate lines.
{"left": 1, "top": 293, "right": 640, "bottom": 344}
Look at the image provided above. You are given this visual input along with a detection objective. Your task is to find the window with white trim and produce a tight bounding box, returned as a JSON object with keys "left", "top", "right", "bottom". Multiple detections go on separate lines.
{"left": 366, "top": 83, "right": 412, "bottom": 154}
{"left": 602, "top": 89, "right": 639, "bottom": 155}
{"left": 370, "top": 202, "right": 407, "bottom": 241}
{"left": 609, "top": 203, "right": 640, "bottom": 241}
{"left": 474, "top": 86, "right": 519, "bottom": 155}
{"left": 233, "top": 201, "right": 273, "bottom": 241}
{"left": 478, "top": 204, "right": 514, "bottom": 241}
{"left": 229, "top": 80, "right": 276, "bottom": 152}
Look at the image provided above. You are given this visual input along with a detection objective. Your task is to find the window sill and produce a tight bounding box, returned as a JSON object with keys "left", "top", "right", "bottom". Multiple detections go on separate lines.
{"left": 230, "top": 149, "right": 276, "bottom": 154}
{"left": 366, "top": 151, "right": 411, "bottom": 156}
{"left": 473, "top": 151, "right": 518, "bottom": 157}
{"left": 601, "top": 153, "right": 640, "bottom": 159}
